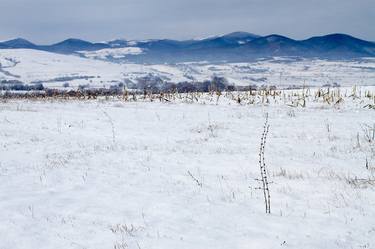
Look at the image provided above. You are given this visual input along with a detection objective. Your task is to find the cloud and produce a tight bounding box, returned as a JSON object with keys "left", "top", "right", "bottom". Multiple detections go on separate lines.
{"left": 0, "top": 0, "right": 373, "bottom": 43}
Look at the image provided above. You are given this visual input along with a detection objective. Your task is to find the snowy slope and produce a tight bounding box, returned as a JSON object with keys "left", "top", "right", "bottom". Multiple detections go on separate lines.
{"left": 0, "top": 49, "right": 375, "bottom": 88}
{"left": 79, "top": 47, "right": 144, "bottom": 60}
{"left": 0, "top": 49, "right": 188, "bottom": 88}
{"left": 0, "top": 49, "right": 124, "bottom": 87}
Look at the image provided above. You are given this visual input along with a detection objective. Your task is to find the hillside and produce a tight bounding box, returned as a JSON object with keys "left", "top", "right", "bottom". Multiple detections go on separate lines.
{"left": 1, "top": 49, "right": 375, "bottom": 89}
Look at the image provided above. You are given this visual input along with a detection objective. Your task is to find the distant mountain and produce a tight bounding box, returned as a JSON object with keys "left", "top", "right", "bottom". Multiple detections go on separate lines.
{"left": 239, "top": 35, "right": 309, "bottom": 56}
{"left": 0, "top": 38, "right": 110, "bottom": 53}
{"left": 223, "top": 31, "right": 260, "bottom": 40}
{"left": 1, "top": 38, "right": 37, "bottom": 49}
{"left": 0, "top": 43, "right": 9, "bottom": 49}
{"left": 41, "top": 39, "right": 110, "bottom": 53}
{"left": 0, "top": 32, "right": 374, "bottom": 62}
{"left": 112, "top": 33, "right": 375, "bottom": 62}
{"left": 186, "top": 32, "right": 260, "bottom": 49}
{"left": 301, "top": 34, "right": 375, "bottom": 58}
{"left": 107, "top": 39, "right": 133, "bottom": 48}
{"left": 106, "top": 32, "right": 260, "bottom": 51}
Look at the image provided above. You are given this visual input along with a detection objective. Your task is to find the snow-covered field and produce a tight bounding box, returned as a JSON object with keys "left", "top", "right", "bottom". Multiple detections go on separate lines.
{"left": 79, "top": 47, "right": 144, "bottom": 60}
{"left": 0, "top": 88, "right": 374, "bottom": 249}
{"left": 1, "top": 49, "right": 375, "bottom": 88}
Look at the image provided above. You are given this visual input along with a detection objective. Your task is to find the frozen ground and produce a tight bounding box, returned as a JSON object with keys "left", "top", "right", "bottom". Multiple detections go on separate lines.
{"left": 0, "top": 88, "right": 374, "bottom": 249}
{"left": 1, "top": 49, "right": 375, "bottom": 88}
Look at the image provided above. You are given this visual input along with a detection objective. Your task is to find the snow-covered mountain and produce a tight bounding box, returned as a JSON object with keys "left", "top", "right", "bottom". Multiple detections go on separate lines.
{"left": 1, "top": 32, "right": 374, "bottom": 63}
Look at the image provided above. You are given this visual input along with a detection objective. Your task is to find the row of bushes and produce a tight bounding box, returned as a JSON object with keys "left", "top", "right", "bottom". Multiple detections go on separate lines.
{"left": 0, "top": 83, "right": 44, "bottom": 91}
{"left": 1, "top": 76, "right": 273, "bottom": 94}
{"left": 134, "top": 76, "right": 248, "bottom": 93}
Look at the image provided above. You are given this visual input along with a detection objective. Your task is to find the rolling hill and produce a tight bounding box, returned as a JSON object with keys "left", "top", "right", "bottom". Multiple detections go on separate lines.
{"left": 0, "top": 32, "right": 374, "bottom": 63}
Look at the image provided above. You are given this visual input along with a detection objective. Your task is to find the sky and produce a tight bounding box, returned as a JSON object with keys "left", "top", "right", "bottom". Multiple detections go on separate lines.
{"left": 0, "top": 0, "right": 374, "bottom": 44}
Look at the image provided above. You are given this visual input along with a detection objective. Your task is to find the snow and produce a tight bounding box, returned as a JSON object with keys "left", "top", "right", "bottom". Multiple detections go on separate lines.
{"left": 79, "top": 47, "right": 144, "bottom": 60}
{"left": 1, "top": 49, "right": 374, "bottom": 89}
{"left": 127, "top": 41, "right": 138, "bottom": 46}
{"left": 0, "top": 49, "right": 187, "bottom": 88}
{"left": 0, "top": 87, "right": 374, "bottom": 248}
{"left": 192, "top": 34, "right": 221, "bottom": 41}
{"left": 0, "top": 49, "right": 125, "bottom": 87}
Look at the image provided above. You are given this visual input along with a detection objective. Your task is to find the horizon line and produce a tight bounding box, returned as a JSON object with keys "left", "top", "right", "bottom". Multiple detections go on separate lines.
{"left": 1, "top": 32, "right": 374, "bottom": 46}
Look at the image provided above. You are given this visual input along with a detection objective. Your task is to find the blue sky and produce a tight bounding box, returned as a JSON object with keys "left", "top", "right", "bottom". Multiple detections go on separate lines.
{"left": 0, "top": 0, "right": 374, "bottom": 43}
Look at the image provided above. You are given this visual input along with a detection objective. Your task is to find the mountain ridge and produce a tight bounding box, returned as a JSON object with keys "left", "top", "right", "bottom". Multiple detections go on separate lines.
{"left": 1, "top": 32, "right": 374, "bottom": 62}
